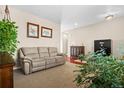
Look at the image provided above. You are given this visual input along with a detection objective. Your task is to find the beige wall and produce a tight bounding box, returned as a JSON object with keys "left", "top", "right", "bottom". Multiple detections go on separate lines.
{"left": 67, "top": 16, "right": 124, "bottom": 58}
{"left": 0, "top": 6, "right": 61, "bottom": 64}
{"left": 11, "top": 7, "right": 60, "bottom": 49}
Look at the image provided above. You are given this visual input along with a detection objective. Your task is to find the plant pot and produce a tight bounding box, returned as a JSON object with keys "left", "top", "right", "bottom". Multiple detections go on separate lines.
{"left": 0, "top": 52, "right": 14, "bottom": 64}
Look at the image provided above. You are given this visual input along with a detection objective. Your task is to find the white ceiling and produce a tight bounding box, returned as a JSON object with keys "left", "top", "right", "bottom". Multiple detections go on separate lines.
{"left": 12, "top": 5, "right": 124, "bottom": 31}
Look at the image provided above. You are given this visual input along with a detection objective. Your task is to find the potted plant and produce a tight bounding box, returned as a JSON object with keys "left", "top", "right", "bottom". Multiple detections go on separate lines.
{"left": 0, "top": 19, "right": 18, "bottom": 63}
{"left": 74, "top": 52, "right": 124, "bottom": 88}
{"left": 64, "top": 52, "right": 68, "bottom": 57}
{"left": 78, "top": 54, "right": 85, "bottom": 62}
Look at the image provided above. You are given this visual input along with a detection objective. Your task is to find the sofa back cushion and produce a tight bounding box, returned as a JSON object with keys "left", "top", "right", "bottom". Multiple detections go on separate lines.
{"left": 21, "top": 47, "right": 39, "bottom": 59}
{"left": 38, "top": 47, "right": 49, "bottom": 58}
{"left": 48, "top": 47, "right": 57, "bottom": 57}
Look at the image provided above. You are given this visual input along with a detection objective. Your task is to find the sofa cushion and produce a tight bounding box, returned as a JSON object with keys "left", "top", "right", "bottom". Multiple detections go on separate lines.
{"left": 32, "top": 61, "right": 45, "bottom": 68}
{"left": 39, "top": 47, "right": 48, "bottom": 52}
{"left": 45, "top": 57, "right": 56, "bottom": 64}
{"left": 32, "top": 57, "right": 45, "bottom": 62}
{"left": 49, "top": 47, "right": 57, "bottom": 52}
{"left": 21, "top": 47, "right": 39, "bottom": 59}
{"left": 32, "top": 66, "right": 45, "bottom": 72}
{"left": 55, "top": 56, "right": 65, "bottom": 62}
{"left": 39, "top": 52, "right": 49, "bottom": 57}
{"left": 26, "top": 54, "right": 39, "bottom": 59}
{"left": 21, "top": 47, "right": 38, "bottom": 55}
{"left": 50, "top": 52, "right": 57, "bottom": 57}
{"left": 46, "top": 63, "right": 57, "bottom": 69}
{"left": 48, "top": 47, "right": 57, "bottom": 57}
{"left": 38, "top": 47, "right": 49, "bottom": 57}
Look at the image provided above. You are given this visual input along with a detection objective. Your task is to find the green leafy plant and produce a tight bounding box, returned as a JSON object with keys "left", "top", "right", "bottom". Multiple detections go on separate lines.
{"left": 74, "top": 51, "right": 124, "bottom": 88}
{"left": 0, "top": 19, "right": 18, "bottom": 55}
{"left": 78, "top": 54, "right": 85, "bottom": 62}
{"left": 64, "top": 52, "right": 68, "bottom": 56}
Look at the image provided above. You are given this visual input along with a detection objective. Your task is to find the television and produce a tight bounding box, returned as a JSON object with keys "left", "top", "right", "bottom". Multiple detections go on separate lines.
{"left": 94, "top": 39, "right": 111, "bottom": 56}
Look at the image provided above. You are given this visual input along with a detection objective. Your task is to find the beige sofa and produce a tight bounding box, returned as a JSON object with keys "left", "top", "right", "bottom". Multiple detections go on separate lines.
{"left": 19, "top": 47, "right": 65, "bottom": 75}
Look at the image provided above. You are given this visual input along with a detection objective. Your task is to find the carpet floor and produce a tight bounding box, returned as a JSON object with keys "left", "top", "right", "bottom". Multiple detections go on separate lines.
{"left": 14, "top": 62, "right": 78, "bottom": 88}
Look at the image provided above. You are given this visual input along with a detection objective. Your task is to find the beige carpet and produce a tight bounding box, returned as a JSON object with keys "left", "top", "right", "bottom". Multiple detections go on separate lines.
{"left": 14, "top": 62, "right": 78, "bottom": 88}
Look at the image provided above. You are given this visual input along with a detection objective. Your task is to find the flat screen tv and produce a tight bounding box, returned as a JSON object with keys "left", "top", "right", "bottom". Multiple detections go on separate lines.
{"left": 94, "top": 39, "right": 111, "bottom": 56}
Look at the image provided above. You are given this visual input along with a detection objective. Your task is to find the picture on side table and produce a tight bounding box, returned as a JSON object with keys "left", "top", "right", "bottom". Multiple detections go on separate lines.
{"left": 27, "top": 22, "right": 39, "bottom": 38}
{"left": 41, "top": 26, "right": 52, "bottom": 38}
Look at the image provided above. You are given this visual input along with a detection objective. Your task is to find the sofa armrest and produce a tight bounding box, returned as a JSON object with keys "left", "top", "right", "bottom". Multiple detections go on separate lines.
{"left": 21, "top": 57, "right": 32, "bottom": 75}
{"left": 21, "top": 56, "right": 32, "bottom": 62}
{"left": 23, "top": 62, "right": 31, "bottom": 75}
{"left": 57, "top": 53, "right": 65, "bottom": 56}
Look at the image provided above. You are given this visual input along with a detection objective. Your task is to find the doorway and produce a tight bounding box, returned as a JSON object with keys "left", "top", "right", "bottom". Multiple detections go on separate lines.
{"left": 62, "top": 32, "right": 69, "bottom": 56}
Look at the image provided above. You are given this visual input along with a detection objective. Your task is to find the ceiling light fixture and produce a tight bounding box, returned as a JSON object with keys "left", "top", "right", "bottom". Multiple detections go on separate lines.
{"left": 105, "top": 15, "right": 114, "bottom": 21}
{"left": 74, "top": 22, "right": 78, "bottom": 26}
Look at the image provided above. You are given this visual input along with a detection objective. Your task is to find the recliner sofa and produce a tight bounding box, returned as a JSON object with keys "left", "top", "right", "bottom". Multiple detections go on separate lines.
{"left": 19, "top": 47, "right": 65, "bottom": 75}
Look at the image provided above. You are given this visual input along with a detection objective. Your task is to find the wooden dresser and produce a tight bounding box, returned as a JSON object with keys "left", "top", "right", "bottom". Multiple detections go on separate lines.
{"left": 70, "top": 46, "right": 85, "bottom": 59}
{"left": 0, "top": 53, "right": 14, "bottom": 88}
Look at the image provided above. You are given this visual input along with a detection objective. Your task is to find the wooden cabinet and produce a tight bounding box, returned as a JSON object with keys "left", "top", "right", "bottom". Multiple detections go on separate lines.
{"left": 0, "top": 63, "right": 14, "bottom": 88}
{"left": 70, "top": 46, "right": 85, "bottom": 59}
{"left": 0, "top": 53, "right": 14, "bottom": 88}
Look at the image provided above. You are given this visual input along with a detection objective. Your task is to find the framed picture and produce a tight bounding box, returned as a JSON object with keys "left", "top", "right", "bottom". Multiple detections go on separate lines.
{"left": 27, "top": 22, "right": 39, "bottom": 38}
{"left": 41, "top": 26, "right": 52, "bottom": 38}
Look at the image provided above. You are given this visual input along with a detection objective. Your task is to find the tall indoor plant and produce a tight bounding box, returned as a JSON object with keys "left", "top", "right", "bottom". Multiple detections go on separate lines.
{"left": 0, "top": 19, "right": 18, "bottom": 54}
{"left": 0, "top": 5, "right": 18, "bottom": 64}
{"left": 0, "top": 19, "right": 18, "bottom": 63}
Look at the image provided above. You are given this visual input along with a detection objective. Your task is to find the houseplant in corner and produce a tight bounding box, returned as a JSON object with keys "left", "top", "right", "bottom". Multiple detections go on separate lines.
{"left": 0, "top": 6, "right": 18, "bottom": 88}
{"left": 0, "top": 19, "right": 18, "bottom": 64}
{"left": 0, "top": 5, "right": 18, "bottom": 64}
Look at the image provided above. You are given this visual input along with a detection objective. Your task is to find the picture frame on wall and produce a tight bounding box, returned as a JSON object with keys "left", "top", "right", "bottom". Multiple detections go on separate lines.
{"left": 41, "top": 26, "right": 52, "bottom": 38}
{"left": 27, "top": 22, "right": 39, "bottom": 38}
